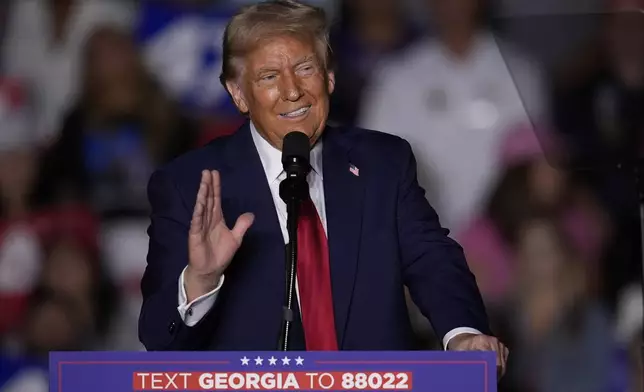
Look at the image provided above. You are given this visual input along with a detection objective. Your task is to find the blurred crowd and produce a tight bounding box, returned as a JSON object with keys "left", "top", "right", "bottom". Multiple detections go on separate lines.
{"left": 0, "top": 0, "right": 642, "bottom": 391}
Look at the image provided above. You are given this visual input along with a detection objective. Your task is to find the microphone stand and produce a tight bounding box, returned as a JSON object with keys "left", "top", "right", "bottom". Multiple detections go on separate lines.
{"left": 278, "top": 175, "right": 309, "bottom": 351}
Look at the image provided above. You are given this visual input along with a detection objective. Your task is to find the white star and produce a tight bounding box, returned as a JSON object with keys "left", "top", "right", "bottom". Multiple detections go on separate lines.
{"left": 240, "top": 356, "right": 250, "bottom": 366}
{"left": 254, "top": 356, "right": 263, "bottom": 365}
{"left": 268, "top": 356, "right": 277, "bottom": 366}
{"left": 295, "top": 356, "right": 304, "bottom": 366}
{"left": 281, "top": 356, "right": 291, "bottom": 365}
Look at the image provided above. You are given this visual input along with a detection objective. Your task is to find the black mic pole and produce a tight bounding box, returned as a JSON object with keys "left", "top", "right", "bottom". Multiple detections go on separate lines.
{"left": 278, "top": 176, "right": 308, "bottom": 351}
{"left": 277, "top": 131, "right": 311, "bottom": 351}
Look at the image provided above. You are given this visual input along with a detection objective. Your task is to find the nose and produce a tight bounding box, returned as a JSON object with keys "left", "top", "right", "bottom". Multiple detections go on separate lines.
{"left": 279, "top": 71, "right": 304, "bottom": 102}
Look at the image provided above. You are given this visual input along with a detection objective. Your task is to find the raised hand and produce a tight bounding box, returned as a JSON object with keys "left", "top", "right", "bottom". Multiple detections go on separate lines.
{"left": 185, "top": 170, "right": 254, "bottom": 302}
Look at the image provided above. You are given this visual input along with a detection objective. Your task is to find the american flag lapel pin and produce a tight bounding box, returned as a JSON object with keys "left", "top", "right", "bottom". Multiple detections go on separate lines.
{"left": 349, "top": 164, "right": 359, "bottom": 176}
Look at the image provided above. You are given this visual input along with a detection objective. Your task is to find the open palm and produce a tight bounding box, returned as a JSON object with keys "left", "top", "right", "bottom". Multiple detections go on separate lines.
{"left": 187, "top": 170, "right": 254, "bottom": 289}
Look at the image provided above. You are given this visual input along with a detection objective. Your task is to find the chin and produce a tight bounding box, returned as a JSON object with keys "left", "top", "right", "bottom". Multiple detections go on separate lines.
{"left": 279, "top": 121, "right": 317, "bottom": 138}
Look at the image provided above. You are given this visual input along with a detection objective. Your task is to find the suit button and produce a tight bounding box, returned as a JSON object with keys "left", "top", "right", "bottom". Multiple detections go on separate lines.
{"left": 168, "top": 321, "right": 176, "bottom": 334}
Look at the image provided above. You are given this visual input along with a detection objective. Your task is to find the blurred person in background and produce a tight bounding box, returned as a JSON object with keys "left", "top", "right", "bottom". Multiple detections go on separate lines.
{"left": 1, "top": 0, "right": 137, "bottom": 144}
{"left": 37, "top": 235, "right": 117, "bottom": 348}
{"left": 32, "top": 25, "right": 198, "bottom": 219}
{"left": 504, "top": 216, "right": 616, "bottom": 392}
{"left": 0, "top": 78, "right": 117, "bottom": 349}
{"left": 0, "top": 78, "right": 44, "bottom": 338}
{"left": 0, "top": 212, "right": 117, "bottom": 391}
{"left": 457, "top": 126, "right": 610, "bottom": 319}
{"left": 35, "top": 206, "right": 117, "bottom": 339}
{"left": 359, "top": 0, "right": 547, "bottom": 235}
{"left": 554, "top": 0, "right": 644, "bottom": 167}
{"left": 551, "top": 0, "right": 644, "bottom": 311}
{"left": 0, "top": 288, "right": 94, "bottom": 392}
{"left": 327, "top": 0, "right": 420, "bottom": 126}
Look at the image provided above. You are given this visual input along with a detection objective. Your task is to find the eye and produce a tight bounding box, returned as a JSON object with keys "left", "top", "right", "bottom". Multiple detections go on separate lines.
{"left": 261, "top": 74, "right": 276, "bottom": 81}
{"left": 297, "top": 65, "right": 315, "bottom": 76}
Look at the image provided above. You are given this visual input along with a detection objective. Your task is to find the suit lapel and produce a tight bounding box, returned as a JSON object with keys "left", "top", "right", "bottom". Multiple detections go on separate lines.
{"left": 222, "top": 122, "right": 282, "bottom": 238}
{"left": 322, "top": 127, "right": 365, "bottom": 348}
{"left": 221, "top": 122, "right": 286, "bottom": 309}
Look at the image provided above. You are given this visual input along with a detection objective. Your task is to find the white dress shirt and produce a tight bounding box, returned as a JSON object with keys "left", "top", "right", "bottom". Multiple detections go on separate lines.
{"left": 177, "top": 123, "right": 481, "bottom": 348}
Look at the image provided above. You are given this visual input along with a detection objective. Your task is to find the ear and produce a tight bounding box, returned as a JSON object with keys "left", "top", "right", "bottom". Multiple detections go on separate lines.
{"left": 326, "top": 71, "right": 335, "bottom": 95}
{"left": 225, "top": 80, "right": 249, "bottom": 114}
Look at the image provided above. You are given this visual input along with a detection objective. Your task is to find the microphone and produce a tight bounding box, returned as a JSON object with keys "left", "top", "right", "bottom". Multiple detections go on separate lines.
{"left": 278, "top": 131, "right": 310, "bottom": 351}
{"left": 281, "top": 131, "right": 311, "bottom": 179}
{"left": 279, "top": 131, "right": 310, "bottom": 203}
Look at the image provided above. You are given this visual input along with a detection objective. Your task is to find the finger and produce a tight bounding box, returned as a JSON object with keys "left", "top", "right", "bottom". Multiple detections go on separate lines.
{"left": 497, "top": 343, "right": 508, "bottom": 378}
{"left": 496, "top": 349, "right": 503, "bottom": 368}
{"left": 203, "top": 170, "right": 213, "bottom": 228}
{"left": 231, "top": 212, "right": 255, "bottom": 243}
{"left": 211, "top": 170, "right": 222, "bottom": 222}
{"left": 190, "top": 194, "right": 205, "bottom": 234}
{"left": 495, "top": 346, "right": 504, "bottom": 379}
{"left": 190, "top": 173, "right": 208, "bottom": 234}
{"left": 498, "top": 341, "right": 507, "bottom": 361}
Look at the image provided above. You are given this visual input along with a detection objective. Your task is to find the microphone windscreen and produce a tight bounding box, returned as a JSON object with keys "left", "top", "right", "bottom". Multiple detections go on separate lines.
{"left": 281, "top": 131, "right": 310, "bottom": 166}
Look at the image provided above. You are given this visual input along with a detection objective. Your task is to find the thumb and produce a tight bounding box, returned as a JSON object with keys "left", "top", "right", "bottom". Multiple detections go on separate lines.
{"left": 231, "top": 212, "right": 255, "bottom": 243}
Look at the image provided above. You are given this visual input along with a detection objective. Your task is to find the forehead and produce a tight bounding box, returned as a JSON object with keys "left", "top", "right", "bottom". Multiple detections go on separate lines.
{"left": 244, "top": 35, "right": 319, "bottom": 70}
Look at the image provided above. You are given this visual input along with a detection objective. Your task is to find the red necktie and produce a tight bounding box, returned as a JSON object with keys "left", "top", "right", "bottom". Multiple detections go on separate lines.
{"left": 297, "top": 197, "right": 338, "bottom": 350}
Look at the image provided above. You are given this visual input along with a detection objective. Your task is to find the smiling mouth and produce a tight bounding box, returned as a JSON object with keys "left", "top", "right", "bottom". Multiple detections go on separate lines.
{"left": 280, "top": 105, "right": 311, "bottom": 119}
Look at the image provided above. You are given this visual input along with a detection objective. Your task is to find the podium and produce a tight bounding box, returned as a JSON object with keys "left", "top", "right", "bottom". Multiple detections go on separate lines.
{"left": 50, "top": 351, "right": 496, "bottom": 391}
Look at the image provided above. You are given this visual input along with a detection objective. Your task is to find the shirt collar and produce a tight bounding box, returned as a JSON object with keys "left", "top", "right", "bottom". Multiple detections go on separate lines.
{"left": 250, "top": 122, "right": 323, "bottom": 182}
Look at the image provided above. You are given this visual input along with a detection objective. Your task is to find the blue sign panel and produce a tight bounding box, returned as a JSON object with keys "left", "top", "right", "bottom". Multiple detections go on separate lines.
{"left": 136, "top": 1, "right": 239, "bottom": 115}
{"left": 50, "top": 351, "right": 496, "bottom": 391}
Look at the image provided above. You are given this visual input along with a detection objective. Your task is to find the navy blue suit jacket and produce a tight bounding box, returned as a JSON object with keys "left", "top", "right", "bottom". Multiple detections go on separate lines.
{"left": 139, "top": 122, "right": 490, "bottom": 351}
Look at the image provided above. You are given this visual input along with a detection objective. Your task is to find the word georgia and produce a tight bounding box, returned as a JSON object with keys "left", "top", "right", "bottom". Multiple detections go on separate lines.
{"left": 133, "top": 371, "right": 413, "bottom": 390}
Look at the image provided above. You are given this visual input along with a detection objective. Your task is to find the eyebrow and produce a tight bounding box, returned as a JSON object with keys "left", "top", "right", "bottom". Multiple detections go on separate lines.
{"left": 294, "top": 55, "right": 316, "bottom": 66}
{"left": 256, "top": 55, "right": 317, "bottom": 74}
{"left": 256, "top": 65, "right": 279, "bottom": 75}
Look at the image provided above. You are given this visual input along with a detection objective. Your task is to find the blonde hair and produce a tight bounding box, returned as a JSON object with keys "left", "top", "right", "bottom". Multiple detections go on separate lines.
{"left": 219, "top": 0, "right": 332, "bottom": 85}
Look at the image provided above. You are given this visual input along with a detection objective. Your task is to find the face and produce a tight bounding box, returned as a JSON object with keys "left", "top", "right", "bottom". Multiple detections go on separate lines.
{"left": 517, "top": 220, "right": 566, "bottom": 286}
{"left": 530, "top": 159, "right": 566, "bottom": 208}
{"left": 428, "top": 0, "right": 479, "bottom": 31}
{"left": 43, "top": 240, "right": 94, "bottom": 296}
{"left": 0, "top": 148, "right": 37, "bottom": 203}
{"left": 86, "top": 30, "right": 142, "bottom": 118}
{"left": 25, "top": 300, "right": 75, "bottom": 354}
{"left": 226, "top": 35, "right": 335, "bottom": 149}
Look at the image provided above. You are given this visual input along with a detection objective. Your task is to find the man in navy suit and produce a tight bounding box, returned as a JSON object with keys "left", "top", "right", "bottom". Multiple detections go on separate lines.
{"left": 140, "top": 0, "right": 508, "bottom": 374}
